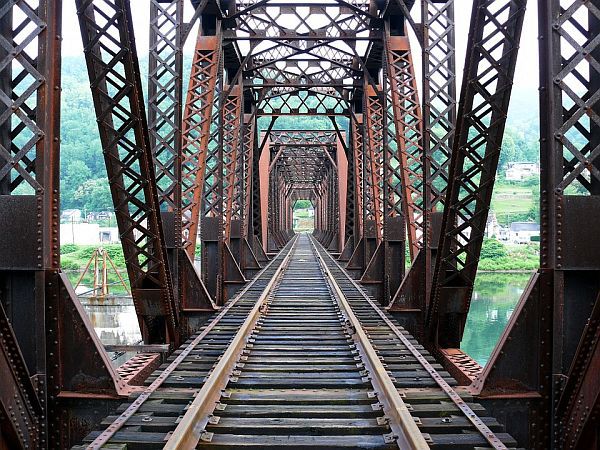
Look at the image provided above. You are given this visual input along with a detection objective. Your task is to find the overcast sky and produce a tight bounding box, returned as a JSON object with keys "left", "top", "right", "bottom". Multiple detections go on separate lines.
{"left": 60, "top": 1, "right": 540, "bottom": 92}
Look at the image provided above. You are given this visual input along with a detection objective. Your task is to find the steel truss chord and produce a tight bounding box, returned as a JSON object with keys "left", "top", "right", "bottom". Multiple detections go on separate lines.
{"left": 76, "top": 0, "right": 178, "bottom": 345}
{"left": 1, "top": 1, "right": 148, "bottom": 447}
{"left": 427, "top": 0, "right": 526, "bottom": 348}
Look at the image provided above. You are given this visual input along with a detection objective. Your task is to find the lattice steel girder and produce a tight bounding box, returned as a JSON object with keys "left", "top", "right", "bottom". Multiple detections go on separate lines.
{"left": 385, "top": 33, "right": 424, "bottom": 261}
{"left": 427, "top": 0, "right": 526, "bottom": 348}
{"left": 223, "top": 84, "right": 244, "bottom": 242}
{"left": 181, "top": 32, "right": 221, "bottom": 259}
{"left": 1, "top": 2, "right": 137, "bottom": 447}
{"left": 473, "top": 1, "right": 600, "bottom": 447}
{"left": 352, "top": 114, "right": 365, "bottom": 237}
{"left": 224, "top": 4, "right": 374, "bottom": 40}
{"left": 241, "top": 40, "right": 362, "bottom": 88}
{"left": 76, "top": 0, "right": 178, "bottom": 344}
{"left": 257, "top": 88, "right": 350, "bottom": 115}
{"left": 270, "top": 130, "right": 337, "bottom": 146}
{"left": 242, "top": 114, "right": 256, "bottom": 238}
{"left": 421, "top": 0, "right": 456, "bottom": 212}
{"left": 364, "top": 84, "right": 384, "bottom": 240}
{"left": 149, "top": 0, "right": 183, "bottom": 214}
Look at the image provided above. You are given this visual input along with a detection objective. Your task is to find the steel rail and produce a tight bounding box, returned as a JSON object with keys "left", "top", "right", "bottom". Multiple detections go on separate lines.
{"left": 163, "top": 237, "right": 298, "bottom": 449}
{"left": 310, "top": 238, "right": 429, "bottom": 450}
{"left": 310, "top": 235, "right": 509, "bottom": 450}
{"left": 85, "top": 238, "right": 296, "bottom": 449}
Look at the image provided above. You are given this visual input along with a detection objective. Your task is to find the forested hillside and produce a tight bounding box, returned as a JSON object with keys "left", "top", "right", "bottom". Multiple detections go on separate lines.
{"left": 59, "top": 56, "right": 541, "bottom": 213}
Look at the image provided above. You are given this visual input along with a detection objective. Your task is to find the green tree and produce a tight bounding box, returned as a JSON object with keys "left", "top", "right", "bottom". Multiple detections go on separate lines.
{"left": 294, "top": 199, "right": 312, "bottom": 209}
{"left": 63, "top": 160, "right": 92, "bottom": 209}
{"left": 73, "top": 179, "right": 113, "bottom": 212}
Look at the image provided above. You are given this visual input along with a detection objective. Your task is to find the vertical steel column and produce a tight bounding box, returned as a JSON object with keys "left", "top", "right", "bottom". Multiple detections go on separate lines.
{"left": 251, "top": 125, "right": 267, "bottom": 258}
{"left": 385, "top": 33, "right": 424, "bottom": 261}
{"left": 346, "top": 114, "right": 369, "bottom": 273}
{"left": 428, "top": 0, "right": 526, "bottom": 348}
{"left": 339, "top": 123, "right": 356, "bottom": 260}
{"left": 223, "top": 84, "right": 243, "bottom": 243}
{"left": 181, "top": 32, "right": 221, "bottom": 259}
{"left": 222, "top": 82, "right": 252, "bottom": 285}
{"left": 421, "top": 0, "right": 456, "bottom": 311}
{"left": 357, "top": 83, "right": 388, "bottom": 301}
{"left": 77, "top": 0, "right": 178, "bottom": 344}
{"left": 148, "top": 0, "right": 182, "bottom": 215}
{"left": 364, "top": 85, "right": 384, "bottom": 242}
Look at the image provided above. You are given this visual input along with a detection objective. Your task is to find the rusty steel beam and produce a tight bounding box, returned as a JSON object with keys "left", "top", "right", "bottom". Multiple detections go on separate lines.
{"left": 387, "top": 0, "right": 456, "bottom": 336}
{"left": 556, "top": 295, "right": 600, "bottom": 449}
{"left": 181, "top": 32, "right": 221, "bottom": 259}
{"left": 427, "top": 0, "right": 526, "bottom": 348}
{"left": 385, "top": 33, "right": 424, "bottom": 262}
{"left": 0, "top": 1, "right": 141, "bottom": 447}
{"left": 421, "top": 0, "right": 456, "bottom": 213}
{"left": 148, "top": 0, "right": 183, "bottom": 214}
{"left": 363, "top": 85, "right": 384, "bottom": 242}
{"left": 76, "top": 0, "right": 178, "bottom": 345}
{"left": 0, "top": 303, "right": 41, "bottom": 449}
{"left": 223, "top": 85, "right": 244, "bottom": 242}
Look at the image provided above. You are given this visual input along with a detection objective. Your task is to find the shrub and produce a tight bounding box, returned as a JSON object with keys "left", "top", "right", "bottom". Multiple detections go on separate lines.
{"left": 61, "top": 257, "right": 80, "bottom": 270}
{"left": 480, "top": 239, "right": 508, "bottom": 260}
{"left": 60, "top": 243, "right": 78, "bottom": 254}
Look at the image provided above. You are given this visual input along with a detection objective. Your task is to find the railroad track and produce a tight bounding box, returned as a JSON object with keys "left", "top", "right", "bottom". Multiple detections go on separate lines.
{"left": 76, "top": 234, "right": 520, "bottom": 449}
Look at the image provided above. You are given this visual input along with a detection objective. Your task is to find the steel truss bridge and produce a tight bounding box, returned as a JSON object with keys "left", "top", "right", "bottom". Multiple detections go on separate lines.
{"left": 0, "top": 0, "right": 598, "bottom": 448}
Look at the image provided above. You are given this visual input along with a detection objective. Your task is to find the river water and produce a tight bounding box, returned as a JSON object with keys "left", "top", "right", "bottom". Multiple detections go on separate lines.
{"left": 462, "top": 272, "right": 533, "bottom": 365}
{"left": 80, "top": 272, "right": 533, "bottom": 368}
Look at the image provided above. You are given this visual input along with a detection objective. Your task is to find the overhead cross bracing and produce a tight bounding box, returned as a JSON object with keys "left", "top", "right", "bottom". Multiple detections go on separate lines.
{"left": 0, "top": 0, "right": 599, "bottom": 448}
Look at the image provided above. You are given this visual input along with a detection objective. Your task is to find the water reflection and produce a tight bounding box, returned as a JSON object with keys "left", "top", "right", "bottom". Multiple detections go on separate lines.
{"left": 79, "top": 294, "right": 142, "bottom": 367}
{"left": 462, "top": 272, "right": 532, "bottom": 366}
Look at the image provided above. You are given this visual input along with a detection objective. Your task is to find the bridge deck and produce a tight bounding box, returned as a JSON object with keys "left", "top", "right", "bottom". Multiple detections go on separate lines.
{"left": 76, "top": 235, "right": 519, "bottom": 449}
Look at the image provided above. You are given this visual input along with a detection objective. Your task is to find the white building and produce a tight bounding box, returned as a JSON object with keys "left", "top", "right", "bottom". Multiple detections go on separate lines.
{"left": 61, "top": 209, "right": 82, "bottom": 223}
{"left": 505, "top": 162, "right": 540, "bottom": 181}
{"left": 509, "top": 222, "right": 540, "bottom": 244}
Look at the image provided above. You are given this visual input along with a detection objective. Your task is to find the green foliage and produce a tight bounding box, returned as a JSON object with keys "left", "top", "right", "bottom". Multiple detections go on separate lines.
{"left": 478, "top": 256, "right": 538, "bottom": 271}
{"left": 478, "top": 241, "right": 539, "bottom": 271}
{"left": 60, "top": 243, "right": 78, "bottom": 254}
{"left": 294, "top": 199, "right": 312, "bottom": 209}
{"left": 61, "top": 256, "right": 80, "bottom": 270}
{"left": 73, "top": 179, "right": 113, "bottom": 212}
{"left": 480, "top": 239, "right": 508, "bottom": 260}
